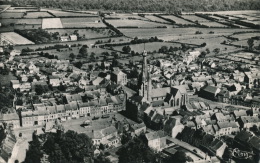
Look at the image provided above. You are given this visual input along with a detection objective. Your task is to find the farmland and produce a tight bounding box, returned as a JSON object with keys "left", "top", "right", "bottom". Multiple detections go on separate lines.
{"left": 161, "top": 15, "right": 195, "bottom": 24}
{"left": 61, "top": 17, "right": 106, "bottom": 28}
{"left": 181, "top": 15, "right": 209, "bottom": 22}
{"left": 119, "top": 28, "right": 258, "bottom": 40}
{"left": 106, "top": 19, "right": 168, "bottom": 28}
{"left": 1, "top": 12, "right": 24, "bottom": 18}
{"left": 24, "top": 11, "right": 54, "bottom": 18}
{"left": 144, "top": 15, "right": 170, "bottom": 23}
{"left": 42, "top": 18, "right": 63, "bottom": 29}
{"left": 105, "top": 14, "right": 149, "bottom": 21}
{"left": 44, "top": 9, "right": 96, "bottom": 17}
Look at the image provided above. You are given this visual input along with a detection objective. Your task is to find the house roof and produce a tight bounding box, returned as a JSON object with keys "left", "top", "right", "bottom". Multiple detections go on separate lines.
{"left": 145, "top": 130, "right": 165, "bottom": 141}
{"left": 201, "top": 85, "right": 218, "bottom": 94}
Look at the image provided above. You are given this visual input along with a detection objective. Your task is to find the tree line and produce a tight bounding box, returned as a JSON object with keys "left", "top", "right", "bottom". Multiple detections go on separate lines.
{"left": 4, "top": 0, "right": 260, "bottom": 12}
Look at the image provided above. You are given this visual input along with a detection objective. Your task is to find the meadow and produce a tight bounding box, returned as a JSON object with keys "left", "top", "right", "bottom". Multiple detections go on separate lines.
{"left": 200, "top": 21, "right": 228, "bottom": 27}
{"left": 1, "top": 18, "right": 42, "bottom": 26}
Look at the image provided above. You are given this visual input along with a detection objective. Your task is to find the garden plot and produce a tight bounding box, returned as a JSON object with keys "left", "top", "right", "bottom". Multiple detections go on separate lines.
{"left": 42, "top": 18, "right": 63, "bottom": 29}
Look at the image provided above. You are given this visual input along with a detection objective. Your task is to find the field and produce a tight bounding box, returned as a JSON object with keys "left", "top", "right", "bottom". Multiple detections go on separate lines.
{"left": 231, "top": 32, "right": 260, "bottom": 40}
{"left": 61, "top": 17, "right": 106, "bottom": 28}
{"left": 0, "top": 32, "right": 35, "bottom": 45}
{"left": 113, "top": 42, "right": 182, "bottom": 53}
{"left": 119, "top": 28, "right": 259, "bottom": 40}
{"left": 46, "top": 28, "right": 116, "bottom": 39}
{"left": 181, "top": 15, "right": 209, "bottom": 22}
{"left": 1, "top": 18, "right": 42, "bottom": 26}
{"left": 105, "top": 14, "right": 148, "bottom": 21}
{"left": 42, "top": 18, "right": 63, "bottom": 29}
{"left": 13, "top": 36, "right": 129, "bottom": 51}
{"left": 200, "top": 21, "right": 228, "bottom": 27}
{"left": 1, "top": 12, "right": 24, "bottom": 18}
{"left": 106, "top": 19, "right": 167, "bottom": 28}
{"left": 145, "top": 15, "right": 170, "bottom": 23}
{"left": 24, "top": 12, "right": 54, "bottom": 18}
{"left": 161, "top": 15, "right": 194, "bottom": 24}
{"left": 45, "top": 9, "right": 96, "bottom": 17}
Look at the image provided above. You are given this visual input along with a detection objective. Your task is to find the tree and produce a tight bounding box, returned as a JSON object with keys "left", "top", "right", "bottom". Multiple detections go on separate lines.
{"left": 35, "top": 85, "right": 48, "bottom": 95}
{"left": 247, "top": 38, "right": 254, "bottom": 51}
{"left": 163, "top": 151, "right": 193, "bottom": 163}
{"left": 24, "top": 134, "right": 43, "bottom": 163}
{"left": 79, "top": 45, "right": 88, "bottom": 57}
{"left": 117, "top": 135, "right": 157, "bottom": 163}
{"left": 213, "top": 48, "right": 220, "bottom": 55}
{"left": 74, "top": 62, "right": 83, "bottom": 69}
{"left": 206, "top": 48, "right": 210, "bottom": 54}
{"left": 27, "top": 76, "right": 34, "bottom": 83}
{"left": 122, "top": 45, "right": 131, "bottom": 54}
{"left": 69, "top": 53, "right": 75, "bottom": 60}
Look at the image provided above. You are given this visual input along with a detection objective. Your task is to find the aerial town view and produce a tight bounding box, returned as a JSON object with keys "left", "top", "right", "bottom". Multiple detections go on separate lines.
{"left": 0, "top": 0, "right": 260, "bottom": 163}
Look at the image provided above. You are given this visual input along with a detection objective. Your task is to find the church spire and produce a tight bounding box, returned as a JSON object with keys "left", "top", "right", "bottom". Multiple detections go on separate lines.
{"left": 139, "top": 49, "right": 151, "bottom": 102}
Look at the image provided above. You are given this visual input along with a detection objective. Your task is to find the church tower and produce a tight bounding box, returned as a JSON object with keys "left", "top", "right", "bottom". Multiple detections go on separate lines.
{"left": 139, "top": 50, "right": 152, "bottom": 102}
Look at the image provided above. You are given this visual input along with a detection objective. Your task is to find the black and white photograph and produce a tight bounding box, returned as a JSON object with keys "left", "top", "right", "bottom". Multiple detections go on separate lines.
{"left": 0, "top": 0, "right": 260, "bottom": 162}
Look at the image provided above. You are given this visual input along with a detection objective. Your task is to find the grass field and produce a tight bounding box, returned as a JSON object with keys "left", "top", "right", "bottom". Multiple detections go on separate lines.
{"left": 106, "top": 19, "right": 167, "bottom": 28}
{"left": 24, "top": 12, "right": 53, "bottom": 18}
{"left": 46, "top": 28, "right": 116, "bottom": 39}
{"left": 161, "top": 15, "right": 194, "bottom": 24}
{"left": 113, "top": 42, "right": 182, "bottom": 53}
{"left": 42, "top": 18, "right": 63, "bottom": 29}
{"left": 1, "top": 12, "right": 24, "bottom": 18}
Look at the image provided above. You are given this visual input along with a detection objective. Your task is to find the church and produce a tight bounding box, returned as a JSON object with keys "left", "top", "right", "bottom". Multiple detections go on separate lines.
{"left": 126, "top": 50, "right": 188, "bottom": 123}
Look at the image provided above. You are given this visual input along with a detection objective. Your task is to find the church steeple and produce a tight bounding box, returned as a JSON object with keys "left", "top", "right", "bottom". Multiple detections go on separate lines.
{"left": 139, "top": 50, "right": 151, "bottom": 102}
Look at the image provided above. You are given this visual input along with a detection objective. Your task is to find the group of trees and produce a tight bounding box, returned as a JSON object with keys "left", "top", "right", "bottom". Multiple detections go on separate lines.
{"left": 0, "top": 86, "right": 14, "bottom": 114}
{"left": 24, "top": 130, "right": 94, "bottom": 163}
